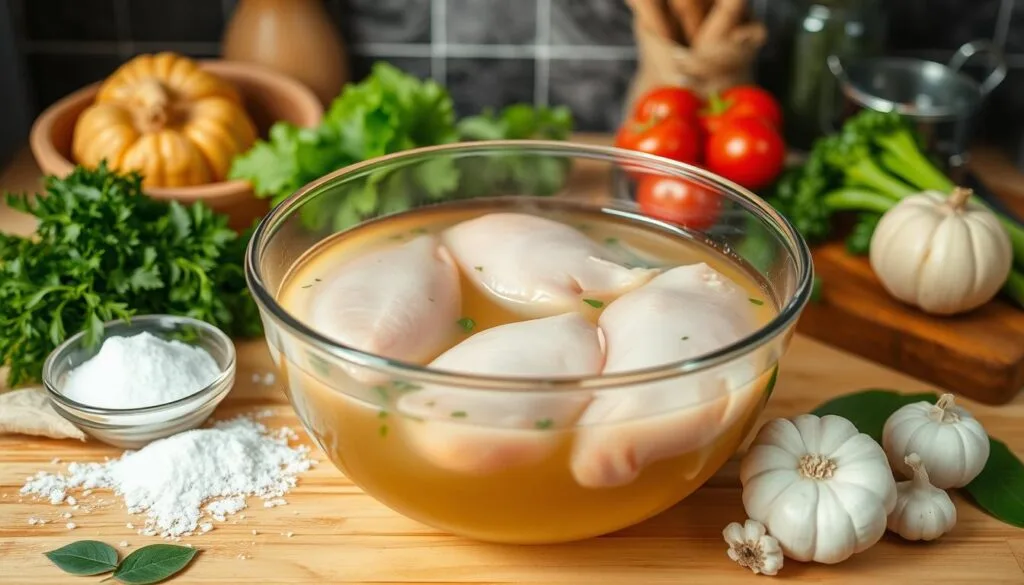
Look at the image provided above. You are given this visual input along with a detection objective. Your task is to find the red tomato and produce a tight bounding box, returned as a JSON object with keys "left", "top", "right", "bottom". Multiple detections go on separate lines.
{"left": 632, "top": 86, "right": 704, "bottom": 123}
{"left": 705, "top": 117, "right": 786, "bottom": 190}
{"left": 636, "top": 175, "right": 722, "bottom": 231}
{"left": 700, "top": 86, "right": 783, "bottom": 135}
{"left": 615, "top": 116, "right": 703, "bottom": 167}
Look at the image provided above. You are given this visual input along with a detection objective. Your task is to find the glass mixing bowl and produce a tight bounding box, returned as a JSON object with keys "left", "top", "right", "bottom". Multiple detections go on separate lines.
{"left": 245, "top": 141, "right": 813, "bottom": 544}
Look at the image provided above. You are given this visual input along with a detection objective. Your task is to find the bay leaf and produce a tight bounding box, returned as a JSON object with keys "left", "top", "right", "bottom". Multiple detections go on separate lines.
{"left": 963, "top": 438, "right": 1024, "bottom": 528}
{"left": 44, "top": 540, "right": 118, "bottom": 575}
{"left": 810, "top": 388, "right": 936, "bottom": 443}
{"left": 0, "top": 386, "right": 85, "bottom": 440}
{"left": 111, "top": 544, "right": 198, "bottom": 584}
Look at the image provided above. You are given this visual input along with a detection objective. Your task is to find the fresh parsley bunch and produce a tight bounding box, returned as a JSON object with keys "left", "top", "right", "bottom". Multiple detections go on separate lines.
{"left": 0, "top": 163, "right": 260, "bottom": 387}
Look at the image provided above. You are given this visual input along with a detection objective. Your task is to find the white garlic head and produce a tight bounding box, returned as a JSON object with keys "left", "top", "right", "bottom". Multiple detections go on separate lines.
{"left": 887, "top": 453, "right": 957, "bottom": 541}
{"left": 882, "top": 393, "right": 990, "bottom": 488}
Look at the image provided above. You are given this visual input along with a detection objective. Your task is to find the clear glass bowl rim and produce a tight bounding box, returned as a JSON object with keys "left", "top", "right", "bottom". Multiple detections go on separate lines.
{"left": 245, "top": 140, "right": 814, "bottom": 392}
{"left": 43, "top": 314, "right": 237, "bottom": 416}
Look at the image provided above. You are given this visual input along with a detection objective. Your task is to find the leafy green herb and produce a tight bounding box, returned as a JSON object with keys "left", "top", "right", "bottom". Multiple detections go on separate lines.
{"left": 109, "top": 544, "right": 197, "bottom": 584}
{"left": 604, "top": 237, "right": 619, "bottom": 245}
{"left": 473, "top": 265, "right": 484, "bottom": 272}
{"left": 457, "top": 317, "right": 476, "bottom": 332}
{"left": 810, "top": 389, "right": 936, "bottom": 443}
{"left": 535, "top": 418, "right": 554, "bottom": 430}
{"left": 0, "top": 163, "right": 259, "bottom": 387}
{"left": 378, "top": 410, "right": 388, "bottom": 419}
{"left": 379, "top": 424, "right": 389, "bottom": 438}
{"left": 810, "top": 389, "right": 1024, "bottom": 528}
{"left": 763, "top": 366, "right": 779, "bottom": 400}
{"left": 390, "top": 379, "right": 421, "bottom": 392}
{"left": 44, "top": 540, "right": 118, "bottom": 576}
{"left": 582, "top": 299, "right": 604, "bottom": 309}
{"left": 229, "top": 62, "right": 575, "bottom": 235}
{"left": 451, "top": 410, "right": 467, "bottom": 418}
{"left": 963, "top": 438, "right": 1024, "bottom": 528}
{"left": 373, "top": 386, "right": 390, "bottom": 403}
{"left": 681, "top": 336, "right": 689, "bottom": 341}
{"left": 748, "top": 298, "right": 764, "bottom": 306}
{"left": 307, "top": 352, "right": 330, "bottom": 378}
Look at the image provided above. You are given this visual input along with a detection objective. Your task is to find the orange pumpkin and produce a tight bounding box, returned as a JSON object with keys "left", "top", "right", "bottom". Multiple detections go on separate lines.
{"left": 72, "top": 52, "right": 257, "bottom": 187}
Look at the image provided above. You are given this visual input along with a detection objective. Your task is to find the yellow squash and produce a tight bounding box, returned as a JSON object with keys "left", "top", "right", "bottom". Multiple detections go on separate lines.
{"left": 72, "top": 52, "right": 257, "bottom": 187}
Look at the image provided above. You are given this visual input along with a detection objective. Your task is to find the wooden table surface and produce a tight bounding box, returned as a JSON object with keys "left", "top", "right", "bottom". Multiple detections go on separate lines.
{"left": 1, "top": 149, "right": 1023, "bottom": 583}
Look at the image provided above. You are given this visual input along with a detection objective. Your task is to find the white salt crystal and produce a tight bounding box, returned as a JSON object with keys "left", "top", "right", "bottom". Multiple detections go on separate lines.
{"left": 119, "top": 541, "right": 129, "bottom": 547}
{"left": 19, "top": 414, "right": 313, "bottom": 538}
{"left": 62, "top": 512, "right": 72, "bottom": 519}
{"left": 50, "top": 458, "right": 61, "bottom": 464}
{"left": 60, "top": 332, "right": 219, "bottom": 409}
{"left": 65, "top": 522, "right": 76, "bottom": 530}
{"left": 65, "top": 496, "right": 77, "bottom": 506}
{"left": 126, "top": 522, "right": 134, "bottom": 529}
{"left": 199, "top": 523, "right": 213, "bottom": 533}
{"left": 251, "top": 529, "right": 257, "bottom": 535}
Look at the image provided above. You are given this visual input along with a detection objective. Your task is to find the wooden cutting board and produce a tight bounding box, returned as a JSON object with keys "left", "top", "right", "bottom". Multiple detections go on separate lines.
{"left": 2, "top": 336, "right": 1023, "bottom": 584}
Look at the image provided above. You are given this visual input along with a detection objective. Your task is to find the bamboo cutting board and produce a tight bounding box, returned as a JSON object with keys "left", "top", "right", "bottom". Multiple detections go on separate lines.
{"left": 2, "top": 336, "right": 1024, "bottom": 584}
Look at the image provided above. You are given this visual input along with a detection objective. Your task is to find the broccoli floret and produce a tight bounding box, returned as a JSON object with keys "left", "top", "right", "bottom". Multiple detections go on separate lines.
{"left": 816, "top": 133, "right": 915, "bottom": 200}
{"left": 840, "top": 110, "right": 954, "bottom": 193}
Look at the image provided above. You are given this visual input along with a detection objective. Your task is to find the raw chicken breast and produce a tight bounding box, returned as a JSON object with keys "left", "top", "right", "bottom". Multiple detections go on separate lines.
{"left": 397, "top": 313, "right": 603, "bottom": 475}
{"left": 571, "top": 263, "right": 766, "bottom": 489}
{"left": 442, "top": 212, "right": 658, "bottom": 317}
{"left": 307, "top": 235, "right": 461, "bottom": 379}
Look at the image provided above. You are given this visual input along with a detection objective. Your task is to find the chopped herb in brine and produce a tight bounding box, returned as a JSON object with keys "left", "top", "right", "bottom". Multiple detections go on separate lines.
{"left": 308, "top": 353, "right": 330, "bottom": 377}
{"left": 535, "top": 418, "right": 554, "bottom": 430}
{"left": 373, "top": 386, "right": 389, "bottom": 403}
{"left": 604, "top": 237, "right": 619, "bottom": 245}
{"left": 425, "top": 401, "right": 436, "bottom": 408}
{"left": 378, "top": 410, "right": 388, "bottom": 419}
{"left": 681, "top": 336, "right": 689, "bottom": 341}
{"left": 314, "top": 278, "right": 321, "bottom": 282}
{"left": 379, "top": 425, "right": 389, "bottom": 437}
{"left": 749, "top": 298, "right": 765, "bottom": 306}
{"left": 390, "top": 379, "right": 421, "bottom": 392}
{"left": 411, "top": 227, "right": 428, "bottom": 235}
{"left": 301, "top": 284, "right": 312, "bottom": 289}
{"left": 457, "top": 317, "right": 476, "bottom": 332}
{"left": 474, "top": 266, "right": 484, "bottom": 272}
{"left": 582, "top": 299, "right": 604, "bottom": 309}
{"left": 451, "top": 411, "right": 467, "bottom": 418}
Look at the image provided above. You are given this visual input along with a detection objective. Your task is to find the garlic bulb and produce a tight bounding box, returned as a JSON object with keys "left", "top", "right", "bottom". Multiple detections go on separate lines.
{"left": 883, "top": 393, "right": 990, "bottom": 488}
{"left": 887, "top": 453, "right": 957, "bottom": 541}
{"left": 723, "top": 519, "right": 784, "bottom": 576}
{"left": 740, "top": 414, "right": 897, "bottom": 564}
{"left": 869, "top": 187, "right": 1012, "bottom": 315}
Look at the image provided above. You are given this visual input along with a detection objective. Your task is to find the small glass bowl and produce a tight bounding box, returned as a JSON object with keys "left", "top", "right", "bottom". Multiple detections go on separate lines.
{"left": 43, "top": 314, "right": 236, "bottom": 449}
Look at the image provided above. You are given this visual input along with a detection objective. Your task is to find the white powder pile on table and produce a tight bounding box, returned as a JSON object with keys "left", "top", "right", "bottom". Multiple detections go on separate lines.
{"left": 61, "top": 332, "right": 220, "bottom": 408}
{"left": 20, "top": 414, "right": 314, "bottom": 537}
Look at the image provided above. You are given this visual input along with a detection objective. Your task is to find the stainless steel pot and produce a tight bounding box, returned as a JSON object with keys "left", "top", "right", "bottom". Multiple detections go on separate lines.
{"left": 826, "top": 40, "right": 1006, "bottom": 172}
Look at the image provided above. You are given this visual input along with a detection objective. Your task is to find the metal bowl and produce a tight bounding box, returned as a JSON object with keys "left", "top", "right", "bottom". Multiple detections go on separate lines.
{"left": 42, "top": 314, "right": 236, "bottom": 449}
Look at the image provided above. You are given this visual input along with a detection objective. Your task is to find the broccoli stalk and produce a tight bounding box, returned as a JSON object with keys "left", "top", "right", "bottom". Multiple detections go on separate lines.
{"left": 843, "top": 112, "right": 956, "bottom": 193}
{"left": 818, "top": 135, "right": 916, "bottom": 200}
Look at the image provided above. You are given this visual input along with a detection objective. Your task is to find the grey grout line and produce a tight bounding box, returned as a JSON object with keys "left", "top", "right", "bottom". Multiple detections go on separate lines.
{"left": 24, "top": 40, "right": 223, "bottom": 56}
{"left": 994, "top": 0, "right": 1015, "bottom": 49}
{"left": 752, "top": 0, "right": 769, "bottom": 20}
{"left": 23, "top": 38, "right": 639, "bottom": 62}
{"left": 534, "top": 0, "right": 551, "bottom": 106}
{"left": 431, "top": 0, "right": 447, "bottom": 84}
{"left": 221, "top": 0, "right": 238, "bottom": 20}
{"left": 111, "top": 0, "right": 134, "bottom": 59}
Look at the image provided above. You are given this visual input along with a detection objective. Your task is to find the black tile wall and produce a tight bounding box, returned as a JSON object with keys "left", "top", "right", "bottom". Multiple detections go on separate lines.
{"left": 10, "top": 0, "right": 1024, "bottom": 142}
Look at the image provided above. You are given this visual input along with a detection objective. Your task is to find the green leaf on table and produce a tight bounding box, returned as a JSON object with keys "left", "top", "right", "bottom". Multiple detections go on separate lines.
{"left": 110, "top": 544, "right": 198, "bottom": 584}
{"left": 44, "top": 540, "right": 119, "bottom": 575}
{"left": 963, "top": 438, "right": 1024, "bottom": 528}
{"left": 810, "top": 389, "right": 937, "bottom": 443}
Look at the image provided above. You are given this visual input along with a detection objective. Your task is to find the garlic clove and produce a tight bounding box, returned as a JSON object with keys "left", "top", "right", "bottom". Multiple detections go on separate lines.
{"left": 886, "top": 453, "right": 957, "bottom": 541}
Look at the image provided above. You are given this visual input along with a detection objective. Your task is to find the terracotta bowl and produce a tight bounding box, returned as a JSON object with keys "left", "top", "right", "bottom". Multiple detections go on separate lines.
{"left": 29, "top": 60, "right": 324, "bottom": 230}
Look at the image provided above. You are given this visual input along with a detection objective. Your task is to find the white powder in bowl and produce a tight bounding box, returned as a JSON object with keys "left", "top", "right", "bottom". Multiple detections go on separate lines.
{"left": 61, "top": 332, "right": 221, "bottom": 409}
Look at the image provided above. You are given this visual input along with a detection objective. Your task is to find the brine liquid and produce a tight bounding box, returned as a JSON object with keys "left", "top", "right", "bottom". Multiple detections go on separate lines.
{"left": 276, "top": 200, "right": 778, "bottom": 544}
